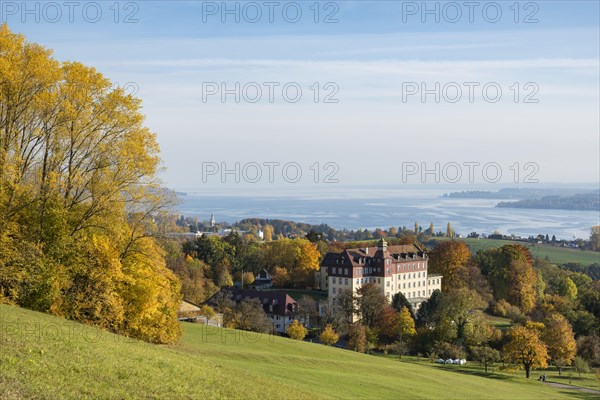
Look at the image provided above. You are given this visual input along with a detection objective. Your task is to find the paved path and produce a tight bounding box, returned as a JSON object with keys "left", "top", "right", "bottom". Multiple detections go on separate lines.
{"left": 545, "top": 381, "right": 600, "bottom": 395}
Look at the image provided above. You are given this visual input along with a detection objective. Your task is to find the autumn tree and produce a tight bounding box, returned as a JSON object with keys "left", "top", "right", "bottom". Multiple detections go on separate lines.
{"left": 375, "top": 306, "right": 398, "bottom": 347}
{"left": 286, "top": 320, "right": 308, "bottom": 340}
{"left": 577, "top": 334, "right": 600, "bottom": 366}
{"left": 508, "top": 260, "right": 538, "bottom": 313}
{"left": 200, "top": 305, "right": 216, "bottom": 325}
{"left": 263, "top": 224, "right": 274, "bottom": 242}
{"left": 446, "top": 223, "right": 454, "bottom": 238}
{"left": 503, "top": 325, "right": 549, "bottom": 378}
{"left": 428, "top": 222, "right": 435, "bottom": 236}
{"left": 320, "top": 324, "right": 339, "bottom": 346}
{"left": 347, "top": 323, "right": 367, "bottom": 353}
{"left": 542, "top": 313, "right": 576, "bottom": 375}
{"left": 0, "top": 25, "right": 180, "bottom": 344}
{"left": 479, "top": 245, "right": 534, "bottom": 304}
{"left": 428, "top": 241, "right": 471, "bottom": 291}
{"left": 271, "top": 266, "right": 290, "bottom": 287}
{"left": 395, "top": 306, "right": 416, "bottom": 356}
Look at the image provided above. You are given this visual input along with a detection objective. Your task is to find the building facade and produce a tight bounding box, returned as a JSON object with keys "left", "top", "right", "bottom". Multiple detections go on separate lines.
{"left": 207, "top": 288, "right": 299, "bottom": 333}
{"left": 320, "top": 239, "right": 442, "bottom": 310}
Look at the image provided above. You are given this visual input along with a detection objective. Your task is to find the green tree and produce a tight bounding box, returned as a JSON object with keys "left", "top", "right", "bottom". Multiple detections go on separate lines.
{"left": 391, "top": 292, "right": 414, "bottom": 316}
{"left": 438, "top": 288, "right": 486, "bottom": 344}
{"left": 573, "top": 356, "right": 590, "bottom": 378}
{"left": 472, "top": 346, "right": 501, "bottom": 373}
{"left": 559, "top": 277, "right": 578, "bottom": 300}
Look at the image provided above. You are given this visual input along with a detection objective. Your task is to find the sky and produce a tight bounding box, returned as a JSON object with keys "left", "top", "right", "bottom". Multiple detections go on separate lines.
{"left": 3, "top": 0, "right": 599, "bottom": 191}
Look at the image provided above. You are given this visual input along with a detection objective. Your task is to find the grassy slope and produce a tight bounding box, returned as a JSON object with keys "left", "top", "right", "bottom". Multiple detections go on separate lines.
{"left": 0, "top": 304, "right": 594, "bottom": 399}
{"left": 432, "top": 237, "right": 600, "bottom": 265}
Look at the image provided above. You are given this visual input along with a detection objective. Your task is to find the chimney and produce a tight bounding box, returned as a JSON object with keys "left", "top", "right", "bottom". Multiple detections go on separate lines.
{"left": 365, "top": 247, "right": 369, "bottom": 254}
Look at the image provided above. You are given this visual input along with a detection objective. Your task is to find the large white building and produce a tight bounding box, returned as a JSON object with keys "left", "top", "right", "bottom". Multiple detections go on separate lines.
{"left": 319, "top": 239, "right": 442, "bottom": 310}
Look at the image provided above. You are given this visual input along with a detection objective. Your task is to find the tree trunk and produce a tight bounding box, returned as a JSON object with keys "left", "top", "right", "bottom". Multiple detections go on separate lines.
{"left": 525, "top": 365, "right": 531, "bottom": 378}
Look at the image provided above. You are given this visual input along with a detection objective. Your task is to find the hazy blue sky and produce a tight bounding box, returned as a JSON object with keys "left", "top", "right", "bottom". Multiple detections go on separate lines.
{"left": 5, "top": 1, "right": 599, "bottom": 190}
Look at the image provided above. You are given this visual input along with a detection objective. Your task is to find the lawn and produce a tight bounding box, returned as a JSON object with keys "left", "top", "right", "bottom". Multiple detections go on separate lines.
{"left": 431, "top": 237, "right": 600, "bottom": 265}
{"left": 484, "top": 314, "right": 513, "bottom": 330}
{"left": 1, "top": 304, "right": 596, "bottom": 399}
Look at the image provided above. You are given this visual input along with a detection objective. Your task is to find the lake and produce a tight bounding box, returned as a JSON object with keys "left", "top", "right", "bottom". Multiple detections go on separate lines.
{"left": 177, "top": 187, "right": 600, "bottom": 240}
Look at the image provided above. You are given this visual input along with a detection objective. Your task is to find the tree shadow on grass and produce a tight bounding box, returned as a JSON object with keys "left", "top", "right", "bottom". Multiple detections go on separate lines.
{"left": 432, "top": 366, "right": 514, "bottom": 381}
{"left": 557, "top": 390, "right": 599, "bottom": 400}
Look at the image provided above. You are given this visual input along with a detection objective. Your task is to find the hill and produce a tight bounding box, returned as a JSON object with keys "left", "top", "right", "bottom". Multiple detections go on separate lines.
{"left": 430, "top": 237, "right": 600, "bottom": 265}
{"left": 496, "top": 191, "right": 600, "bottom": 211}
{"left": 0, "top": 304, "right": 593, "bottom": 399}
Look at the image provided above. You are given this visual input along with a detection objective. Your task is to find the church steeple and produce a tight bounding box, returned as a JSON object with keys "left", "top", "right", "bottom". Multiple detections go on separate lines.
{"left": 377, "top": 238, "right": 387, "bottom": 251}
{"left": 210, "top": 213, "right": 216, "bottom": 228}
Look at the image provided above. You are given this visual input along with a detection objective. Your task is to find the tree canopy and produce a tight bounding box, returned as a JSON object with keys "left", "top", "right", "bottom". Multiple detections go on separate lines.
{"left": 0, "top": 25, "right": 180, "bottom": 343}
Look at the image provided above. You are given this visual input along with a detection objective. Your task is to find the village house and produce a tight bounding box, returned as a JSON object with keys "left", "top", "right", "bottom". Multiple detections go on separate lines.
{"left": 177, "top": 299, "right": 203, "bottom": 321}
{"left": 207, "top": 288, "right": 299, "bottom": 333}
{"left": 319, "top": 239, "right": 442, "bottom": 311}
{"left": 250, "top": 269, "right": 273, "bottom": 289}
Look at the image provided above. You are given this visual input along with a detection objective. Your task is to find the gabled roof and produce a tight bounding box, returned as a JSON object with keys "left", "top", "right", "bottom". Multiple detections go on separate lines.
{"left": 207, "top": 288, "right": 298, "bottom": 316}
{"left": 321, "top": 244, "right": 427, "bottom": 267}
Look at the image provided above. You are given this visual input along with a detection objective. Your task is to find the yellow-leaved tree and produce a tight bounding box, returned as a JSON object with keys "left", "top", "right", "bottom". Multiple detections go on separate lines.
{"left": 0, "top": 25, "right": 181, "bottom": 343}
{"left": 503, "top": 325, "right": 549, "bottom": 378}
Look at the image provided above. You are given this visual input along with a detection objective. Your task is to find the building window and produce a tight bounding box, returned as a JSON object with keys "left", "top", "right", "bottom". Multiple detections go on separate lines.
{"left": 332, "top": 287, "right": 336, "bottom": 294}
{"left": 356, "top": 279, "right": 359, "bottom": 285}
{"left": 332, "top": 277, "right": 336, "bottom": 284}
{"left": 418, "top": 291, "right": 421, "bottom": 297}
{"left": 386, "top": 281, "right": 390, "bottom": 287}
{"left": 345, "top": 278, "right": 348, "bottom": 285}
{"left": 403, "top": 283, "right": 406, "bottom": 289}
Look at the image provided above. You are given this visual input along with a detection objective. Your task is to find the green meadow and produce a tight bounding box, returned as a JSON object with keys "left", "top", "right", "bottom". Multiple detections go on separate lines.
{"left": 431, "top": 237, "right": 600, "bottom": 265}
{"left": 1, "top": 304, "right": 596, "bottom": 399}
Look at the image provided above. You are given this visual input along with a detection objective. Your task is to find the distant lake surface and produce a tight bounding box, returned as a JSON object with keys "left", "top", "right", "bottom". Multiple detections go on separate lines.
{"left": 177, "top": 187, "right": 600, "bottom": 240}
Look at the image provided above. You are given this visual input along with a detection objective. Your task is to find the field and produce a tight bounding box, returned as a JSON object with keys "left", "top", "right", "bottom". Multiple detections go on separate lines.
{"left": 431, "top": 237, "right": 600, "bottom": 265}
{"left": 1, "top": 304, "right": 597, "bottom": 399}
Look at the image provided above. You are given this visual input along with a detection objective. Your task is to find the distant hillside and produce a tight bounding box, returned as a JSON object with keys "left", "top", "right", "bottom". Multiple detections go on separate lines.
{"left": 497, "top": 191, "right": 600, "bottom": 211}
{"left": 0, "top": 304, "right": 585, "bottom": 400}
{"left": 443, "top": 188, "right": 589, "bottom": 200}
